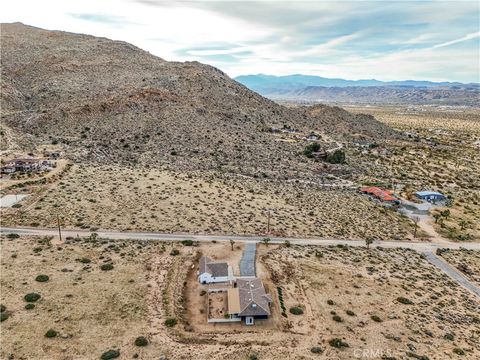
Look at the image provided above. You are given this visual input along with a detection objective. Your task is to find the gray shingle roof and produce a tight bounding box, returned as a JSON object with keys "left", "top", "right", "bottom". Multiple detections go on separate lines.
{"left": 199, "top": 256, "right": 229, "bottom": 277}
{"left": 237, "top": 278, "right": 271, "bottom": 317}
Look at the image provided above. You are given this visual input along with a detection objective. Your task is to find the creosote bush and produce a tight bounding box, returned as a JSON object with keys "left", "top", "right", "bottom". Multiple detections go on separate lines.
{"left": 170, "top": 249, "right": 180, "bottom": 256}
{"left": 134, "top": 336, "right": 148, "bottom": 347}
{"left": 164, "top": 318, "right": 177, "bottom": 327}
{"left": 35, "top": 274, "right": 50, "bottom": 282}
{"left": 311, "top": 347, "right": 323, "bottom": 354}
{"left": 25, "top": 303, "right": 35, "bottom": 310}
{"left": 397, "top": 296, "right": 413, "bottom": 305}
{"left": 45, "top": 329, "right": 58, "bottom": 338}
{"left": 24, "top": 293, "right": 41, "bottom": 302}
{"left": 371, "top": 315, "right": 382, "bottom": 322}
{"left": 329, "top": 338, "right": 349, "bottom": 348}
{"left": 101, "top": 349, "right": 120, "bottom": 360}
{"left": 100, "top": 263, "right": 114, "bottom": 271}
{"left": 289, "top": 306, "right": 304, "bottom": 315}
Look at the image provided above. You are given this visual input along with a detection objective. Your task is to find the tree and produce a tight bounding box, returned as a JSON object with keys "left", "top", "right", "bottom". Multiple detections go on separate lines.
{"left": 440, "top": 209, "right": 450, "bottom": 220}
{"left": 412, "top": 216, "right": 420, "bottom": 239}
{"left": 262, "top": 237, "right": 271, "bottom": 247}
{"left": 284, "top": 240, "right": 291, "bottom": 248}
{"left": 365, "top": 237, "right": 373, "bottom": 249}
{"left": 230, "top": 239, "right": 235, "bottom": 251}
{"left": 433, "top": 213, "right": 441, "bottom": 224}
{"left": 326, "top": 149, "right": 346, "bottom": 164}
{"left": 459, "top": 220, "right": 468, "bottom": 231}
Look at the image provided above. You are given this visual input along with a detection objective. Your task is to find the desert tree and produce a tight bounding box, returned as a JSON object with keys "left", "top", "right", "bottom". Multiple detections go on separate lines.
{"left": 365, "top": 237, "right": 373, "bottom": 249}
{"left": 230, "top": 239, "right": 235, "bottom": 251}
{"left": 262, "top": 237, "right": 271, "bottom": 247}
{"left": 412, "top": 216, "right": 420, "bottom": 239}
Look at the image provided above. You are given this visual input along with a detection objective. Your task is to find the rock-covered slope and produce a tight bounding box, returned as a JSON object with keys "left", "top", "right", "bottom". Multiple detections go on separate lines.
{"left": 1, "top": 23, "right": 397, "bottom": 177}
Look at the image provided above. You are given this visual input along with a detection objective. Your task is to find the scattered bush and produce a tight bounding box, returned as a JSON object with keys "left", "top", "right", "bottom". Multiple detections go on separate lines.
{"left": 397, "top": 297, "right": 413, "bottom": 305}
{"left": 6, "top": 233, "right": 20, "bottom": 239}
{"left": 346, "top": 310, "right": 355, "bottom": 316}
{"left": 444, "top": 333, "right": 454, "bottom": 341}
{"left": 289, "top": 306, "right": 304, "bottom": 315}
{"left": 200, "top": 290, "right": 206, "bottom": 296}
{"left": 303, "top": 143, "right": 321, "bottom": 158}
{"left": 326, "top": 149, "right": 346, "bottom": 164}
{"left": 332, "top": 315, "right": 343, "bottom": 322}
{"left": 164, "top": 318, "right": 177, "bottom": 327}
{"left": 329, "top": 338, "right": 349, "bottom": 348}
{"left": 25, "top": 303, "right": 35, "bottom": 310}
{"left": 24, "top": 293, "right": 41, "bottom": 302}
{"left": 170, "top": 249, "right": 180, "bottom": 256}
{"left": 79, "top": 257, "right": 91, "bottom": 263}
{"left": 100, "top": 263, "right": 114, "bottom": 271}
{"left": 371, "top": 315, "right": 382, "bottom": 322}
{"left": 134, "top": 336, "right": 148, "bottom": 347}
{"left": 453, "top": 348, "right": 465, "bottom": 355}
{"left": 101, "top": 350, "right": 120, "bottom": 360}
{"left": 327, "top": 299, "right": 335, "bottom": 305}
{"left": 310, "top": 347, "right": 323, "bottom": 354}
{"left": 181, "top": 240, "right": 193, "bottom": 246}
{"left": 0, "top": 304, "right": 5, "bottom": 312}
{"left": 45, "top": 329, "right": 58, "bottom": 338}
{"left": 1, "top": 312, "right": 9, "bottom": 322}
{"left": 35, "top": 274, "right": 50, "bottom": 282}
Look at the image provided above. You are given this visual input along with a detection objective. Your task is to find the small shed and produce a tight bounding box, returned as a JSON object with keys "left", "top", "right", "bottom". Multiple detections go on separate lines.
{"left": 415, "top": 191, "right": 445, "bottom": 202}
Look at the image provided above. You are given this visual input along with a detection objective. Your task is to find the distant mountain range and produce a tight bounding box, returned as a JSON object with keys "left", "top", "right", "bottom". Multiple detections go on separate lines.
{"left": 235, "top": 74, "right": 480, "bottom": 106}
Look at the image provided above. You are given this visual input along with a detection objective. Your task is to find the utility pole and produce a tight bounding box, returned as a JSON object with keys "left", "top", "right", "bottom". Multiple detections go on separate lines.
{"left": 266, "top": 210, "right": 271, "bottom": 234}
{"left": 57, "top": 214, "right": 62, "bottom": 242}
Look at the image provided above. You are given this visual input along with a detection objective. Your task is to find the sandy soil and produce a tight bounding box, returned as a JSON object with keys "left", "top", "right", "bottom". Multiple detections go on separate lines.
{"left": 2, "top": 235, "right": 478, "bottom": 359}
{"left": 438, "top": 248, "right": 480, "bottom": 286}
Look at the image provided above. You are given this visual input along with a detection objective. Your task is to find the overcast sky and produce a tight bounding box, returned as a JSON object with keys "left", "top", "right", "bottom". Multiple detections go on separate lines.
{"left": 2, "top": 0, "right": 479, "bottom": 82}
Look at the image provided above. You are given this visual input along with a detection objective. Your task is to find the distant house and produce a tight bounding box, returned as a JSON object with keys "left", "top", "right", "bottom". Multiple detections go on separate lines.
{"left": 44, "top": 150, "right": 62, "bottom": 159}
{"left": 1, "top": 161, "right": 16, "bottom": 174}
{"left": 228, "top": 278, "right": 272, "bottom": 325}
{"left": 361, "top": 186, "right": 399, "bottom": 204}
{"left": 14, "top": 158, "right": 39, "bottom": 172}
{"left": 415, "top": 191, "right": 445, "bottom": 203}
{"left": 198, "top": 256, "right": 234, "bottom": 284}
{"left": 306, "top": 132, "right": 319, "bottom": 141}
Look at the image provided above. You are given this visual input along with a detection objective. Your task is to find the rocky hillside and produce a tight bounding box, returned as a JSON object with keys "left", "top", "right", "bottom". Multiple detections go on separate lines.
{"left": 1, "top": 23, "right": 398, "bottom": 177}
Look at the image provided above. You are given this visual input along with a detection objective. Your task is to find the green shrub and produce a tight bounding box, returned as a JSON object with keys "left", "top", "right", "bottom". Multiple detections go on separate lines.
{"left": 453, "top": 348, "right": 465, "bottom": 355}
{"left": 289, "top": 306, "right": 304, "bottom": 315}
{"left": 100, "top": 263, "right": 114, "bottom": 271}
{"left": 311, "top": 347, "right": 323, "bottom": 354}
{"left": 45, "top": 329, "right": 58, "bottom": 338}
{"left": 249, "top": 354, "right": 258, "bottom": 360}
{"left": 326, "top": 149, "right": 346, "bottom": 164}
{"left": 332, "top": 315, "right": 343, "bottom": 322}
{"left": 329, "top": 338, "right": 349, "bottom": 348}
{"left": 327, "top": 299, "right": 335, "bottom": 305}
{"left": 371, "top": 315, "right": 382, "bottom": 322}
{"left": 1, "top": 312, "right": 9, "bottom": 322}
{"left": 164, "top": 318, "right": 177, "bottom": 327}
{"left": 181, "top": 240, "right": 193, "bottom": 246}
{"left": 170, "top": 249, "right": 180, "bottom": 256}
{"left": 444, "top": 333, "right": 454, "bottom": 341}
{"left": 100, "top": 350, "right": 120, "bottom": 360}
{"left": 200, "top": 290, "right": 206, "bottom": 296}
{"left": 303, "top": 143, "right": 321, "bottom": 158}
{"left": 397, "top": 297, "right": 413, "bottom": 305}
{"left": 6, "top": 233, "right": 20, "bottom": 239}
{"left": 346, "top": 310, "right": 355, "bottom": 316}
{"left": 25, "top": 303, "right": 35, "bottom": 310}
{"left": 24, "top": 293, "right": 41, "bottom": 302}
{"left": 79, "top": 258, "right": 91, "bottom": 264}
{"left": 134, "top": 336, "right": 148, "bottom": 347}
{"left": 0, "top": 304, "right": 5, "bottom": 313}
{"left": 35, "top": 274, "right": 50, "bottom": 282}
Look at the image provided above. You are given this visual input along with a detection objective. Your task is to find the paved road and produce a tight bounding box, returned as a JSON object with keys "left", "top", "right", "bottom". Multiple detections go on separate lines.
{"left": 2, "top": 226, "right": 479, "bottom": 297}
{"left": 423, "top": 251, "right": 480, "bottom": 297}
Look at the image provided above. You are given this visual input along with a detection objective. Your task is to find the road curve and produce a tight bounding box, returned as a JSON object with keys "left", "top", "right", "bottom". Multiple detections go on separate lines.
{"left": 1, "top": 226, "right": 479, "bottom": 297}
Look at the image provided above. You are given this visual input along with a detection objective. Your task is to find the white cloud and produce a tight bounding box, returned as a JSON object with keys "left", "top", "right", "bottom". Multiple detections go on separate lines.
{"left": 432, "top": 31, "right": 480, "bottom": 49}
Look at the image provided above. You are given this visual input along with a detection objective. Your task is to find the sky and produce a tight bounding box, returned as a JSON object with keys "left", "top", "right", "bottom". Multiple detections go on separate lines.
{"left": 1, "top": 0, "right": 479, "bottom": 82}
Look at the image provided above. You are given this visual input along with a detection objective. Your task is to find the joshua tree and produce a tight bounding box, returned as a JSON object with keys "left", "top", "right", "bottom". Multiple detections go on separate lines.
{"left": 262, "top": 237, "right": 271, "bottom": 247}
{"left": 459, "top": 220, "right": 468, "bottom": 231}
{"left": 433, "top": 213, "right": 441, "bottom": 224}
{"left": 440, "top": 209, "right": 451, "bottom": 220}
{"left": 365, "top": 237, "right": 373, "bottom": 249}
{"left": 230, "top": 239, "right": 235, "bottom": 251}
{"left": 412, "top": 216, "right": 420, "bottom": 239}
{"left": 284, "top": 240, "right": 291, "bottom": 248}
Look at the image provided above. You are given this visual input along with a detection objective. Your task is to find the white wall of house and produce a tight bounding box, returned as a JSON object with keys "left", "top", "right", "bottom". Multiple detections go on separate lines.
{"left": 198, "top": 272, "right": 229, "bottom": 284}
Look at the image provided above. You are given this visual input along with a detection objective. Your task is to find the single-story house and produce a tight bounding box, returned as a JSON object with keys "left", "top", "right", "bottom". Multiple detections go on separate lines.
{"left": 227, "top": 278, "right": 272, "bottom": 325}
{"left": 415, "top": 191, "right": 445, "bottom": 202}
{"left": 198, "top": 256, "right": 234, "bottom": 284}
{"left": 1, "top": 162, "right": 16, "bottom": 174}
{"left": 14, "top": 158, "right": 40, "bottom": 172}
{"left": 306, "top": 132, "right": 319, "bottom": 141}
{"left": 361, "top": 186, "right": 399, "bottom": 204}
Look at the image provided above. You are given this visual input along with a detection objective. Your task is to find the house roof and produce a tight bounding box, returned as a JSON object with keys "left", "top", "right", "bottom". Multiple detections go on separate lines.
{"left": 199, "top": 256, "right": 229, "bottom": 277}
{"left": 415, "top": 191, "right": 444, "bottom": 197}
{"left": 236, "top": 278, "right": 271, "bottom": 317}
